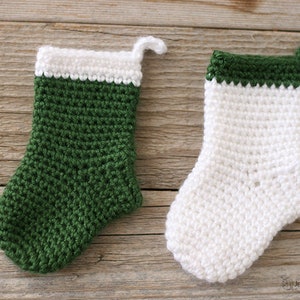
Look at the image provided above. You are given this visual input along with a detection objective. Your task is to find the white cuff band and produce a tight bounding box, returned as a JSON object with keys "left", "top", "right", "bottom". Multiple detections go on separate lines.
{"left": 35, "top": 36, "right": 167, "bottom": 87}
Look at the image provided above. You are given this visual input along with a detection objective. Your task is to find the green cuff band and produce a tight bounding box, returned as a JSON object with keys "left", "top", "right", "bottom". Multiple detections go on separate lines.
{"left": 206, "top": 49, "right": 300, "bottom": 88}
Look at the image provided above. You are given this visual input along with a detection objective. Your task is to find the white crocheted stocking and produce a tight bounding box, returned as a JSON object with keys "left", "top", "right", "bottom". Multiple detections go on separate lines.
{"left": 165, "top": 49, "right": 300, "bottom": 283}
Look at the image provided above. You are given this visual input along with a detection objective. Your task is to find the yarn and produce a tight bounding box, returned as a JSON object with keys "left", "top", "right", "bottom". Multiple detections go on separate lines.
{"left": 206, "top": 50, "right": 300, "bottom": 88}
{"left": 0, "top": 36, "right": 167, "bottom": 273}
{"left": 165, "top": 49, "right": 300, "bottom": 283}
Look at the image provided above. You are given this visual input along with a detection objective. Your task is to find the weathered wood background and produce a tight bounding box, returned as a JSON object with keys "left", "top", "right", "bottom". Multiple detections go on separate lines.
{"left": 0, "top": 1, "right": 300, "bottom": 299}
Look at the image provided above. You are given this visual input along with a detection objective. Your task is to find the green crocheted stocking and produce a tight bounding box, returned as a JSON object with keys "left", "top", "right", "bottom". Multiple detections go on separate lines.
{"left": 0, "top": 36, "right": 167, "bottom": 273}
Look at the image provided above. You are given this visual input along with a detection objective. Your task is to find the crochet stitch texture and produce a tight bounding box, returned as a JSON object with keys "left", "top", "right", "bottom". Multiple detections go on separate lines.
{"left": 165, "top": 49, "right": 300, "bottom": 283}
{"left": 0, "top": 36, "right": 167, "bottom": 273}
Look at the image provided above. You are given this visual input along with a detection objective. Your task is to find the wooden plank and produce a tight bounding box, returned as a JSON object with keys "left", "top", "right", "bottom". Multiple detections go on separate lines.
{"left": 0, "top": 1, "right": 300, "bottom": 31}
{"left": 0, "top": 113, "right": 202, "bottom": 134}
{"left": 102, "top": 206, "right": 300, "bottom": 234}
{"left": 0, "top": 157, "right": 196, "bottom": 189}
{"left": 0, "top": 233, "right": 299, "bottom": 299}
{"left": 2, "top": 23, "right": 300, "bottom": 189}
{"left": 0, "top": 187, "right": 299, "bottom": 233}
{"left": 0, "top": 185, "right": 176, "bottom": 205}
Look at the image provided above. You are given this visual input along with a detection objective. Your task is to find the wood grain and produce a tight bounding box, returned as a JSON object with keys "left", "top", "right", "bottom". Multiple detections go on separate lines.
{"left": 2, "top": 23, "right": 300, "bottom": 189}
{"left": 0, "top": 1, "right": 300, "bottom": 31}
{"left": 1, "top": 20, "right": 300, "bottom": 300}
{"left": 0, "top": 234, "right": 299, "bottom": 299}
{"left": 0, "top": 187, "right": 299, "bottom": 233}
